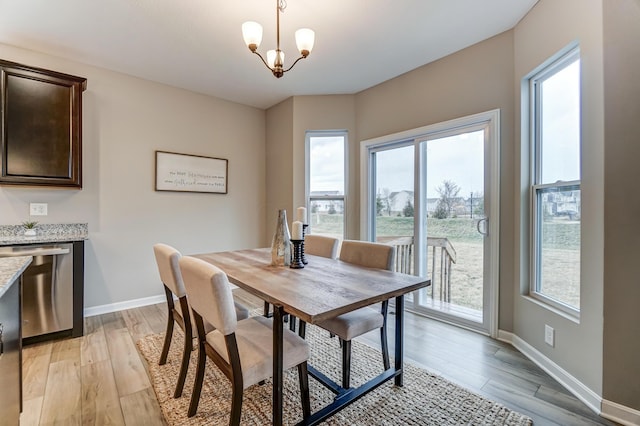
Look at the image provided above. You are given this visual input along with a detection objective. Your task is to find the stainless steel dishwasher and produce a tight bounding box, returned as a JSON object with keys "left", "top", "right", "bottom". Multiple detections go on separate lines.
{"left": 0, "top": 243, "right": 74, "bottom": 339}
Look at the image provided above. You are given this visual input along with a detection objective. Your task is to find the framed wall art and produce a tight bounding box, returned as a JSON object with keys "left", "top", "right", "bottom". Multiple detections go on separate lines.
{"left": 155, "top": 151, "right": 228, "bottom": 194}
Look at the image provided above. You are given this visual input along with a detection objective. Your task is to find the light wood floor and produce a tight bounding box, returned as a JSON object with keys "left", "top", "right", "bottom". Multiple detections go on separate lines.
{"left": 21, "top": 290, "right": 618, "bottom": 426}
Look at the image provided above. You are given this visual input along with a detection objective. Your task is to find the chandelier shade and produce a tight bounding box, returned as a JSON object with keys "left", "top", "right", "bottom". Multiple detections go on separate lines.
{"left": 295, "top": 28, "right": 315, "bottom": 56}
{"left": 242, "top": 0, "right": 314, "bottom": 78}
{"left": 241, "top": 21, "right": 263, "bottom": 51}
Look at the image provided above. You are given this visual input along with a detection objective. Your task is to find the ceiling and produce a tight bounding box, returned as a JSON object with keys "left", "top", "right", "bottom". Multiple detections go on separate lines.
{"left": 0, "top": 0, "right": 538, "bottom": 109}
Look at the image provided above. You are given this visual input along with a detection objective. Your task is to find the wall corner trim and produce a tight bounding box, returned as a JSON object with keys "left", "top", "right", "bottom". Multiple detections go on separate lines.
{"left": 510, "top": 333, "right": 601, "bottom": 415}
{"left": 601, "top": 399, "right": 640, "bottom": 426}
{"left": 497, "top": 329, "right": 603, "bottom": 416}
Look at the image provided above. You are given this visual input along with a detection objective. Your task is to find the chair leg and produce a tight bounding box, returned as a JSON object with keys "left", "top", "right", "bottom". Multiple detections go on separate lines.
{"left": 289, "top": 315, "right": 297, "bottom": 332}
{"left": 263, "top": 301, "right": 270, "bottom": 317}
{"left": 229, "top": 379, "right": 243, "bottom": 425}
{"left": 341, "top": 339, "right": 352, "bottom": 389}
{"left": 298, "top": 320, "right": 307, "bottom": 339}
{"left": 298, "top": 361, "right": 311, "bottom": 419}
{"left": 187, "top": 342, "right": 206, "bottom": 417}
{"left": 159, "top": 313, "right": 174, "bottom": 365}
{"left": 174, "top": 321, "right": 193, "bottom": 398}
{"left": 380, "top": 299, "right": 390, "bottom": 370}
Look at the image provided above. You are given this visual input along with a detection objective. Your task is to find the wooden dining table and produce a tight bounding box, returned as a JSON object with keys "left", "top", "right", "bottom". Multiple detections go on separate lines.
{"left": 193, "top": 247, "right": 430, "bottom": 426}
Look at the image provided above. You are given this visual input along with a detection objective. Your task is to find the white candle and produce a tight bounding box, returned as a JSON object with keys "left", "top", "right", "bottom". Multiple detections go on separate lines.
{"left": 292, "top": 221, "right": 303, "bottom": 240}
{"left": 296, "top": 207, "right": 307, "bottom": 224}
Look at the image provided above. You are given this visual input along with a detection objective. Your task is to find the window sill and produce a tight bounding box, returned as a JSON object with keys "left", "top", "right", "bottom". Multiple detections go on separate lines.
{"left": 522, "top": 295, "right": 581, "bottom": 324}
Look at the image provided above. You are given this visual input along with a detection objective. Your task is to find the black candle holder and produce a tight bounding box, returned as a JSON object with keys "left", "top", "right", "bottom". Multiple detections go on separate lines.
{"left": 301, "top": 224, "right": 309, "bottom": 264}
{"left": 290, "top": 239, "right": 305, "bottom": 269}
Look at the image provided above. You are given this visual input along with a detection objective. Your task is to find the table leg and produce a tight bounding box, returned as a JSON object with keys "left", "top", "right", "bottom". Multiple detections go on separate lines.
{"left": 394, "top": 295, "right": 404, "bottom": 386}
{"left": 273, "top": 305, "right": 284, "bottom": 425}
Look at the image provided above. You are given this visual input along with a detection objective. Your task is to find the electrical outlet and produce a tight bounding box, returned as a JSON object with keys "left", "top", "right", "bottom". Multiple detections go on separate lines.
{"left": 29, "top": 203, "right": 48, "bottom": 216}
{"left": 545, "top": 324, "right": 555, "bottom": 347}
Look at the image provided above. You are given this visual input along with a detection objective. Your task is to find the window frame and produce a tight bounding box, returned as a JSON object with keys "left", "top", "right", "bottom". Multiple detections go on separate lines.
{"left": 305, "top": 130, "right": 348, "bottom": 239}
{"left": 528, "top": 46, "right": 581, "bottom": 316}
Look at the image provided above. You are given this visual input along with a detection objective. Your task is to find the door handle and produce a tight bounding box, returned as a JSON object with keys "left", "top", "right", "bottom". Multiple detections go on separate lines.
{"left": 476, "top": 218, "right": 488, "bottom": 237}
{"left": 0, "top": 247, "right": 70, "bottom": 257}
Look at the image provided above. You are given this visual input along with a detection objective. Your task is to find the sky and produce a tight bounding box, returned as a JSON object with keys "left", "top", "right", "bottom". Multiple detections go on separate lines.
{"left": 375, "top": 131, "right": 484, "bottom": 199}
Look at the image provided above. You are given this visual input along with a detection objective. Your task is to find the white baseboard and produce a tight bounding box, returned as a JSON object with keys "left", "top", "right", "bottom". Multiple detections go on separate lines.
{"left": 601, "top": 399, "right": 640, "bottom": 426}
{"left": 499, "top": 330, "right": 640, "bottom": 425}
{"left": 498, "top": 330, "right": 606, "bottom": 414}
{"left": 84, "top": 294, "right": 166, "bottom": 317}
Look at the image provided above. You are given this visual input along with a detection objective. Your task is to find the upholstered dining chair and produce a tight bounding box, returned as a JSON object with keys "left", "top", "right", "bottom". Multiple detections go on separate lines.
{"left": 304, "top": 234, "right": 340, "bottom": 259}
{"left": 178, "top": 256, "right": 311, "bottom": 423}
{"left": 316, "top": 239, "right": 395, "bottom": 389}
{"left": 153, "top": 243, "right": 250, "bottom": 398}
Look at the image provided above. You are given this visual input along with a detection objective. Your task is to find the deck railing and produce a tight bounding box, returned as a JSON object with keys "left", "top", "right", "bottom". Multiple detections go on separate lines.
{"left": 377, "top": 236, "right": 457, "bottom": 302}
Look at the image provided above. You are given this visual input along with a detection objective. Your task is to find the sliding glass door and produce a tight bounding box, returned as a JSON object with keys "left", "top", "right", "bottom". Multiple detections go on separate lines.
{"left": 362, "top": 111, "right": 499, "bottom": 335}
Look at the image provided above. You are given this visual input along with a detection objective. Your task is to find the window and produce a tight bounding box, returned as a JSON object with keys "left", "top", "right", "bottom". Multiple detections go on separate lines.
{"left": 306, "top": 131, "right": 347, "bottom": 239}
{"left": 529, "top": 47, "right": 581, "bottom": 314}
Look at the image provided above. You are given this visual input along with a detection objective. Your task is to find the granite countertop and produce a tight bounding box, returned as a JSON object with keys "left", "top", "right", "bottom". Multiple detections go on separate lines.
{"left": 0, "top": 256, "right": 32, "bottom": 298}
{"left": 0, "top": 223, "right": 88, "bottom": 246}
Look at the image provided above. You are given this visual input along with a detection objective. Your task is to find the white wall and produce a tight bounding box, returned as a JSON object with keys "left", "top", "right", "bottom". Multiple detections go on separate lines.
{"left": 513, "top": 0, "right": 604, "bottom": 398}
{"left": 0, "top": 43, "right": 266, "bottom": 310}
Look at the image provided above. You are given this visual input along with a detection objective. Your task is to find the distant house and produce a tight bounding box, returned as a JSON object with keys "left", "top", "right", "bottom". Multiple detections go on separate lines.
{"left": 388, "top": 190, "right": 414, "bottom": 214}
{"left": 542, "top": 190, "right": 581, "bottom": 219}
{"left": 310, "top": 191, "right": 344, "bottom": 214}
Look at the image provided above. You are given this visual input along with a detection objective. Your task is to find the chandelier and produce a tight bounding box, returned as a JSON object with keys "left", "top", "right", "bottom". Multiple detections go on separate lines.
{"left": 241, "top": 0, "right": 315, "bottom": 78}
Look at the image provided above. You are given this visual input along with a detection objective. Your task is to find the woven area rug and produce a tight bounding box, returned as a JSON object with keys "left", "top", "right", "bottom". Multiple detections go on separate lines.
{"left": 137, "top": 323, "right": 533, "bottom": 425}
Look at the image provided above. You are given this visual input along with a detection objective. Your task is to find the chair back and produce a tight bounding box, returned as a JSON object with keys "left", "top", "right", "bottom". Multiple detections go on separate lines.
{"left": 153, "top": 243, "right": 186, "bottom": 297}
{"left": 305, "top": 234, "right": 340, "bottom": 259}
{"left": 179, "top": 256, "right": 238, "bottom": 336}
{"left": 339, "top": 240, "right": 396, "bottom": 271}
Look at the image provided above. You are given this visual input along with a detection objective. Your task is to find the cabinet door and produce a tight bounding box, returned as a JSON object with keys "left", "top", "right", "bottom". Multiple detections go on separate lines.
{"left": 0, "top": 279, "right": 21, "bottom": 424}
{"left": 0, "top": 59, "right": 86, "bottom": 188}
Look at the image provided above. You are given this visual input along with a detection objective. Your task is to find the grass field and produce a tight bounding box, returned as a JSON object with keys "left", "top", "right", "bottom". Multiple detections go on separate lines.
{"left": 310, "top": 213, "right": 580, "bottom": 312}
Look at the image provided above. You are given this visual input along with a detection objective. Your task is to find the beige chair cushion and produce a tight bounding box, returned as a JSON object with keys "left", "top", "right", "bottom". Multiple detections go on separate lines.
{"left": 179, "top": 256, "right": 239, "bottom": 336}
{"left": 317, "top": 307, "right": 383, "bottom": 341}
{"left": 154, "top": 243, "right": 186, "bottom": 297}
{"left": 175, "top": 299, "right": 249, "bottom": 334}
{"left": 305, "top": 234, "right": 340, "bottom": 259}
{"left": 206, "top": 315, "right": 310, "bottom": 388}
{"left": 338, "top": 240, "right": 395, "bottom": 270}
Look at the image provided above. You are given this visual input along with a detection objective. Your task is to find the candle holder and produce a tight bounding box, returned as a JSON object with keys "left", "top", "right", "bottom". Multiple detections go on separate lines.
{"left": 290, "top": 239, "right": 305, "bottom": 269}
{"left": 301, "top": 224, "right": 309, "bottom": 264}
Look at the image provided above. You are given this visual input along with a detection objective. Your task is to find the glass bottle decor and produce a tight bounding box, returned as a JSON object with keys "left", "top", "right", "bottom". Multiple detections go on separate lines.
{"left": 271, "top": 209, "right": 291, "bottom": 266}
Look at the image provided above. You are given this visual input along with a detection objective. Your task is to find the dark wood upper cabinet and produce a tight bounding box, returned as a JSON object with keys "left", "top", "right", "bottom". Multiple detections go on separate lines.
{"left": 0, "top": 60, "right": 87, "bottom": 188}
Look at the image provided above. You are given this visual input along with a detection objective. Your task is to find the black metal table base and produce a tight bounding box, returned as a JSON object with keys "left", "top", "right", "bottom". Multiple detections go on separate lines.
{"left": 270, "top": 295, "right": 406, "bottom": 426}
{"left": 298, "top": 366, "right": 401, "bottom": 426}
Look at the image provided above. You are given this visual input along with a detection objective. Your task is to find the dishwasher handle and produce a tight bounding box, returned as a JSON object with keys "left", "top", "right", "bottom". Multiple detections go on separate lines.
{"left": 0, "top": 247, "right": 70, "bottom": 257}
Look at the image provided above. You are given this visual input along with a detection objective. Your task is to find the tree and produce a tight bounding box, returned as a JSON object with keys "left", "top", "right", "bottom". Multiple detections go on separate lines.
{"left": 328, "top": 203, "right": 337, "bottom": 214}
{"left": 376, "top": 193, "right": 384, "bottom": 216}
{"left": 435, "top": 179, "right": 461, "bottom": 218}
{"left": 402, "top": 199, "right": 414, "bottom": 217}
{"left": 381, "top": 188, "right": 392, "bottom": 216}
{"left": 473, "top": 191, "right": 485, "bottom": 217}
{"left": 432, "top": 202, "right": 448, "bottom": 219}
